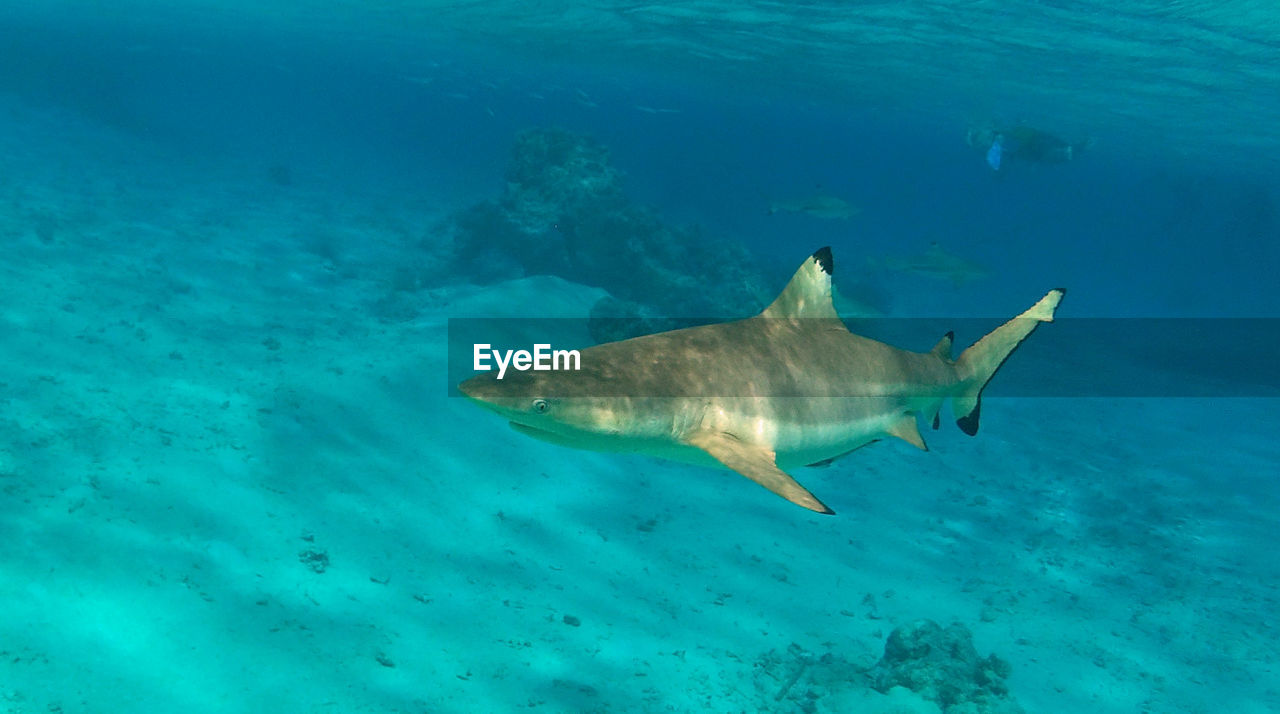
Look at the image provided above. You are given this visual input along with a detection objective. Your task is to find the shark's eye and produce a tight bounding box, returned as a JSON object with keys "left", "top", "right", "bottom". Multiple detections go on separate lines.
{"left": 531, "top": 399, "right": 550, "bottom": 414}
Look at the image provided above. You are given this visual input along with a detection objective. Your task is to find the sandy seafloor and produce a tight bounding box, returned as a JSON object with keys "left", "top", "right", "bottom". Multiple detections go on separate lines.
{"left": 2, "top": 99, "right": 1278, "bottom": 714}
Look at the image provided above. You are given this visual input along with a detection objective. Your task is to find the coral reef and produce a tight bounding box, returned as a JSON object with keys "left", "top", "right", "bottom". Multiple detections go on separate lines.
{"left": 870, "top": 620, "right": 1023, "bottom": 714}
{"left": 751, "top": 621, "right": 1024, "bottom": 714}
{"left": 445, "top": 128, "right": 769, "bottom": 339}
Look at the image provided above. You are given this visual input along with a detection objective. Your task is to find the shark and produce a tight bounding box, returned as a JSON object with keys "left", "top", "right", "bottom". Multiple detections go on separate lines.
{"left": 871, "top": 242, "right": 991, "bottom": 287}
{"left": 460, "top": 247, "right": 1063, "bottom": 514}
{"left": 768, "top": 194, "right": 861, "bottom": 220}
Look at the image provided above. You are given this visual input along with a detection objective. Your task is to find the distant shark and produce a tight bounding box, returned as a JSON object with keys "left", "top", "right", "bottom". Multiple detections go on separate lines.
{"left": 871, "top": 242, "right": 991, "bottom": 287}
{"left": 768, "top": 194, "right": 861, "bottom": 220}
{"left": 460, "top": 248, "right": 1063, "bottom": 514}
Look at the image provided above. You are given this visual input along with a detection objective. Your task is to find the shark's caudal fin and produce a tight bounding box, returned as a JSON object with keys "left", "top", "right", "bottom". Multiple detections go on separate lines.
{"left": 953, "top": 289, "right": 1065, "bottom": 435}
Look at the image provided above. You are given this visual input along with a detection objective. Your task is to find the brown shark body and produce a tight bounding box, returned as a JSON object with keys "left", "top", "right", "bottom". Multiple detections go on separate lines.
{"left": 460, "top": 247, "right": 1063, "bottom": 514}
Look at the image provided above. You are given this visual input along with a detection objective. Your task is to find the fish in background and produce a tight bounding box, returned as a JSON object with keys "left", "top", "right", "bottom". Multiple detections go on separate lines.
{"left": 767, "top": 193, "right": 861, "bottom": 220}
{"left": 967, "top": 124, "right": 1093, "bottom": 170}
{"left": 868, "top": 242, "right": 991, "bottom": 288}
{"left": 833, "top": 278, "right": 891, "bottom": 317}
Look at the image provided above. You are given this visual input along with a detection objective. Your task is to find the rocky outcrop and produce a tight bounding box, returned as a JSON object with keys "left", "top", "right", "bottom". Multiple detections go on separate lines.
{"left": 445, "top": 128, "right": 769, "bottom": 339}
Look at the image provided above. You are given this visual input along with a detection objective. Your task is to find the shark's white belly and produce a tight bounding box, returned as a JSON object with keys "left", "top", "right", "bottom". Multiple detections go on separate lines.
{"left": 771, "top": 410, "right": 902, "bottom": 468}
{"left": 642, "top": 395, "right": 939, "bottom": 470}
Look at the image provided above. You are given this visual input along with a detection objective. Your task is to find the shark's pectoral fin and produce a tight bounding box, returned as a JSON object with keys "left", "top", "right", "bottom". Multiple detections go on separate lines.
{"left": 887, "top": 415, "right": 928, "bottom": 451}
{"left": 685, "top": 430, "right": 834, "bottom": 515}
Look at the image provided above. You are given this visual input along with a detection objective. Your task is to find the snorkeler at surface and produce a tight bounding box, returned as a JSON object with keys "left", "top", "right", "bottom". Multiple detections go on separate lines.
{"left": 967, "top": 125, "right": 1092, "bottom": 171}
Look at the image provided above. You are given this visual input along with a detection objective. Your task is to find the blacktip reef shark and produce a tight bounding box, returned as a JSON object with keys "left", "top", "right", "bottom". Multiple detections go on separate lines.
{"left": 460, "top": 248, "right": 1063, "bottom": 514}
{"left": 871, "top": 242, "right": 991, "bottom": 287}
{"left": 768, "top": 194, "right": 861, "bottom": 220}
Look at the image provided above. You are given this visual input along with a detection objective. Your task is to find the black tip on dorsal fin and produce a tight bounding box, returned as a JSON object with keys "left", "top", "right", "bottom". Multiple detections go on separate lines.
{"left": 761, "top": 247, "right": 840, "bottom": 321}
{"left": 812, "top": 246, "right": 833, "bottom": 275}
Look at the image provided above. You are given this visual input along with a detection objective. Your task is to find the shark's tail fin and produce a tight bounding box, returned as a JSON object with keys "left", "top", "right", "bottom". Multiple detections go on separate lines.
{"left": 953, "top": 289, "right": 1065, "bottom": 435}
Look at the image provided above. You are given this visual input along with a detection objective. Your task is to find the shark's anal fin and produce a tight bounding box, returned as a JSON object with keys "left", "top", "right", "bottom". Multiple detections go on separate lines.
{"left": 685, "top": 430, "right": 834, "bottom": 515}
{"left": 887, "top": 414, "right": 928, "bottom": 451}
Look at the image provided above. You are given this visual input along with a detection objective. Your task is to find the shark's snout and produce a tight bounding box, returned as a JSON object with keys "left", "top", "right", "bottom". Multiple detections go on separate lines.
{"left": 458, "top": 372, "right": 541, "bottom": 419}
{"left": 458, "top": 374, "right": 501, "bottom": 403}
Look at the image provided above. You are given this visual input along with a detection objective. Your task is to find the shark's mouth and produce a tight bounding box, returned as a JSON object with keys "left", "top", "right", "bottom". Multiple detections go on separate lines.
{"left": 508, "top": 421, "right": 549, "bottom": 436}
{"left": 508, "top": 421, "right": 575, "bottom": 446}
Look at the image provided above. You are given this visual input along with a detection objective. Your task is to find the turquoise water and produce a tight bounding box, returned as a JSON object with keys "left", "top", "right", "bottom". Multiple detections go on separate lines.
{"left": 1, "top": 3, "right": 1277, "bottom": 713}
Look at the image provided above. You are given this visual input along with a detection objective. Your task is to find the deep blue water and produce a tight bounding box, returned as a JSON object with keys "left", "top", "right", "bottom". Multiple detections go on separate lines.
{"left": 4, "top": 3, "right": 1277, "bottom": 319}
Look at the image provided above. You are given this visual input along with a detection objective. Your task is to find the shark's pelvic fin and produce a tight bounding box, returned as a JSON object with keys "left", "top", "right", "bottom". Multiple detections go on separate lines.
{"left": 953, "top": 289, "right": 1065, "bottom": 435}
{"left": 760, "top": 246, "right": 841, "bottom": 321}
{"left": 887, "top": 414, "right": 928, "bottom": 451}
{"left": 805, "top": 439, "right": 881, "bottom": 468}
{"left": 685, "top": 430, "right": 835, "bottom": 514}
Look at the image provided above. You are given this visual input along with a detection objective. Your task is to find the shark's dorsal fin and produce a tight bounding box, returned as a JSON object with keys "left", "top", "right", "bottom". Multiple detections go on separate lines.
{"left": 886, "top": 414, "right": 928, "bottom": 451}
{"left": 930, "top": 331, "right": 954, "bottom": 360}
{"left": 760, "top": 246, "right": 840, "bottom": 321}
{"left": 685, "top": 430, "right": 834, "bottom": 514}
